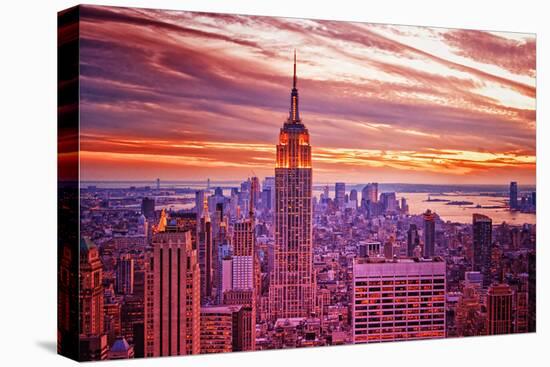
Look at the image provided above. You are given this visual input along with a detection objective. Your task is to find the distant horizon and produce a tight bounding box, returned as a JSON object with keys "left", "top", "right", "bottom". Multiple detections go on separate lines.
{"left": 80, "top": 179, "right": 536, "bottom": 188}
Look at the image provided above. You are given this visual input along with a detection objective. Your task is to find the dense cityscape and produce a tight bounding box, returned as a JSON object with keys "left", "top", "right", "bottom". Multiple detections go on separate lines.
{"left": 65, "top": 56, "right": 536, "bottom": 361}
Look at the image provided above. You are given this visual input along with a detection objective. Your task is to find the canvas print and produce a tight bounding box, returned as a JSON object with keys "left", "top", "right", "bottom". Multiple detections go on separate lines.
{"left": 57, "top": 5, "right": 536, "bottom": 362}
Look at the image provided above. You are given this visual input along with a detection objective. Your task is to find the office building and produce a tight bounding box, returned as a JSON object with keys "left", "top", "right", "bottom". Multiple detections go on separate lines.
{"left": 335, "top": 182, "right": 346, "bottom": 208}
{"left": 407, "top": 224, "right": 420, "bottom": 257}
{"left": 423, "top": 210, "right": 436, "bottom": 257}
{"left": 116, "top": 253, "right": 134, "bottom": 295}
{"left": 472, "top": 213, "right": 492, "bottom": 287}
{"left": 352, "top": 257, "right": 446, "bottom": 343}
{"left": 79, "top": 238, "right": 108, "bottom": 360}
{"left": 509, "top": 181, "right": 518, "bottom": 210}
{"left": 145, "top": 228, "right": 200, "bottom": 357}
{"left": 486, "top": 283, "right": 513, "bottom": 335}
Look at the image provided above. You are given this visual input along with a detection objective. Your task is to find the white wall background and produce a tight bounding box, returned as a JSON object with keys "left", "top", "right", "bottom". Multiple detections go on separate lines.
{"left": 0, "top": 0, "right": 546, "bottom": 366}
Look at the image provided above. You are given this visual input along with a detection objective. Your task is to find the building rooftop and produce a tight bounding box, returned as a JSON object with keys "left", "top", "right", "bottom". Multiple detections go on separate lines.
{"left": 355, "top": 256, "right": 444, "bottom": 264}
{"left": 200, "top": 305, "right": 242, "bottom": 314}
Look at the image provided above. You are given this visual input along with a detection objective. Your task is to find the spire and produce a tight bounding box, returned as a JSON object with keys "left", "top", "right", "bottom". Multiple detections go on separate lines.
{"left": 293, "top": 49, "right": 297, "bottom": 89}
{"left": 288, "top": 49, "right": 301, "bottom": 123}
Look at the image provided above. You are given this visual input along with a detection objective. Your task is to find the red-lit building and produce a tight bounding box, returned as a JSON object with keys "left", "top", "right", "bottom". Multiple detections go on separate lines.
{"left": 144, "top": 225, "right": 201, "bottom": 357}
{"left": 269, "top": 52, "right": 314, "bottom": 320}
{"left": 352, "top": 257, "right": 446, "bottom": 343}
{"left": 486, "top": 283, "right": 513, "bottom": 335}
{"left": 79, "top": 238, "right": 108, "bottom": 361}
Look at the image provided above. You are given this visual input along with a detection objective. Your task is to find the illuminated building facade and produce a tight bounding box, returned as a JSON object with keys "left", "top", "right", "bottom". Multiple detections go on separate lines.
{"left": 200, "top": 305, "right": 247, "bottom": 353}
{"left": 80, "top": 238, "right": 105, "bottom": 336}
{"left": 198, "top": 196, "right": 214, "bottom": 303}
{"left": 145, "top": 228, "right": 201, "bottom": 357}
{"left": 486, "top": 283, "right": 513, "bottom": 335}
{"left": 79, "top": 238, "right": 108, "bottom": 360}
{"left": 223, "top": 290, "right": 256, "bottom": 351}
{"left": 232, "top": 220, "right": 255, "bottom": 289}
{"left": 352, "top": 258, "right": 446, "bottom": 343}
{"left": 270, "top": 52, "right": 314, "bottom": 320}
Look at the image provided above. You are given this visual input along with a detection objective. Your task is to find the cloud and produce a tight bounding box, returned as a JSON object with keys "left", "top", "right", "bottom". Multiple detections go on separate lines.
{"left": 443, "top": 29, "right": 536, "bottom": 77}
{"left": 76, "top": 5, "right": 536, "bottom": 184}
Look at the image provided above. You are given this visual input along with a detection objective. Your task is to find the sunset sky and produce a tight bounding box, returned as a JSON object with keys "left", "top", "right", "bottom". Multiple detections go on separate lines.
{"left": 78, "top": 5, "right": 536, "bottom": 184}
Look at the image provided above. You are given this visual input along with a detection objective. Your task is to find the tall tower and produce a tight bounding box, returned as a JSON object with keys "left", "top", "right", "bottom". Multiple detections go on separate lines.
{"left": 116, "top": 253, "right": 134, "bottom": 295}
{"left": 407, "top": 224, "right": 420, "bottom": 257}
{"left": 472, "top": 213, "right": 492, "bottom": 287}
{"left": 335, "top": 182, "right": 346, "bottom": 209}
{"left": 423, "top": 209, "right": 436, "bottom": 258}
{"left": 198, "top": 196, "right": 214, "bottom": 303}
{"left": 509, "top": 181, "right": 518, "bottom": 210}
{"left": 80, "top": 238, "right": 104, "bottom": 336}
{"left": 79, "top": 238, "right": 108, "bottom": 361}
{"left": 145, "top": 229, "right": 200, "bottom": 357}
{"left": 269, "top": 51, "right": 314, "bottom": 320}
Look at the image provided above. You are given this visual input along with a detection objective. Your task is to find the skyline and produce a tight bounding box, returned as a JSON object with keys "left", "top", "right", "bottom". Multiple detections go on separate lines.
{"left": 57, "top": 5, "right": 537, "bottom": 361}
{"left": 78, "top": 6, "right": 535, "bottom": 184}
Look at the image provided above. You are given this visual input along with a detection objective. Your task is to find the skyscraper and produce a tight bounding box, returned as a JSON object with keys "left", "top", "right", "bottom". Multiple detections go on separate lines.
{"left": 352, "top": 257, "right": 446, "bottom": 343}
{"left": 400, "top": 197, "right": 409, "bottom": 213}
{"left": 380, "top": 192, "right": 397, "bottom": 213}
{"left": 349, "top": 189, "right": 358, "bottom": 209}
{"left": 361, "top": 183, "right": 379, "bottom": 215}
{"left": 407, "top": 224, "right": 420, "bottom": 257}
{"left": 116, "top": 253, "right": 134, "bottom": 295}
{"left": 472, "top": 213, "right": 492, "bottom": 287}
{"left": 423, "top": 209, "right": 436, "bottom": 258}
{"left": 250, "top": 176, "right": 260, "bottom": 212}
{"left": 79, "top": 238, "right": 108, "bottom": 361}
{"left": 335, "top": 182, "right": 346, "bottom": 208}
{"left": 509, "top": 181, "right": 518, "bottom": 210}
{"left": 80, "top": 238, "right": 105, "bottom": 336}
{"left": 195, "top": 190, "right": 205, "bottom": 221}
{"left": 145, "top": 229, "right": 201, "bottom": 357}
{"left": 270, "top": 51, "right": 314, "bottom": 320}
{"left": 232, "top": 220, "right": 255, "bottom": 289}
{"left": 219, "top": 181, "right": 258, "bottom": 350}
{"left": 141, "top": 197, "right": 155, "bottom": 219}
{"left": 198, "top": 196, "right": 214, "bottom": 303}
{"left": 486, "top": 283, "right": 513, "bottom": 335}
{"left": 362, "top": 183, "right": 378, "bottom": 204}
{"left": 349, "top": 189, "right": 358, "bottom": 202}
{"left": 263, "top": 176, "right": 276, "bottom": 210}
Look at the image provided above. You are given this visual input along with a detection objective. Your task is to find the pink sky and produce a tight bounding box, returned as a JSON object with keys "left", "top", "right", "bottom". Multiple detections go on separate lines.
{"left": 77, "top": 5, "right": 536, "bottom": 184}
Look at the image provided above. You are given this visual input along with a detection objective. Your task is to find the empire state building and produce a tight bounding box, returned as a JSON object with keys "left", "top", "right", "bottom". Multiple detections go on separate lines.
{"left": 269, "top": 51, "right": 314, "bottom": 320}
